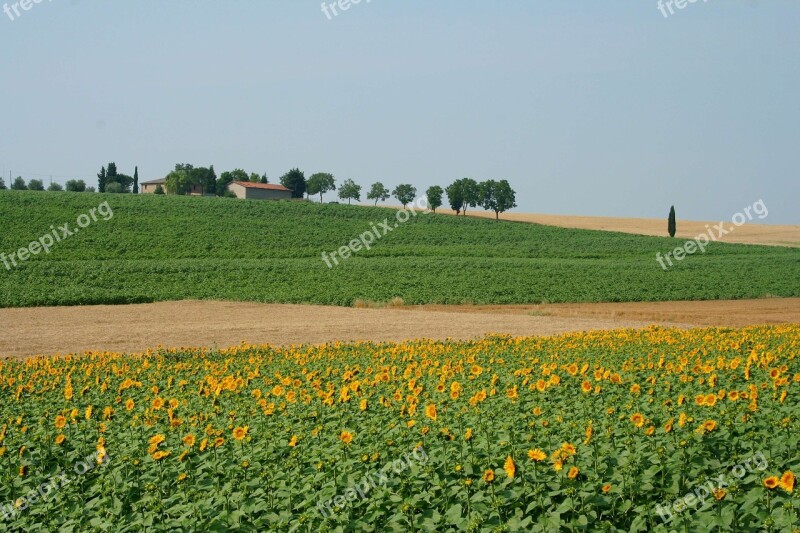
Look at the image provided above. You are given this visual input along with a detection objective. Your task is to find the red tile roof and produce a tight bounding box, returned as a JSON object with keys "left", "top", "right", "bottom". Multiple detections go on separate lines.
{"left": 232, "top": 181, "right": 291, "bottom": 191}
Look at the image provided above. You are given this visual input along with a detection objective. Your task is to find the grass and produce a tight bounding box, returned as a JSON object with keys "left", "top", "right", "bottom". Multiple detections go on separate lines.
{"left": 0, "top": 190, "right": 798, "bottom": 308}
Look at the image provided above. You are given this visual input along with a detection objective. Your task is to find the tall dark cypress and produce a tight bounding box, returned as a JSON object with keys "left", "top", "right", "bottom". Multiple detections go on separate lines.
{"left": 668, "top": 206, "right": 676, "bottom": 238}
{"left": 133, "top": 166, "right": 139, "bottom": 194}
{"left": 97, "top": 166, "right": 107, "bottom": 193}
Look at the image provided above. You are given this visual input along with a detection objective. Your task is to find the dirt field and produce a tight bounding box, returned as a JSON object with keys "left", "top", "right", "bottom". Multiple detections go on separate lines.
{"left": 2, "top": 298, "right": 798, "bottom": 358}
{"left": 434, "top": 209, "right": 800, "bottom": 247}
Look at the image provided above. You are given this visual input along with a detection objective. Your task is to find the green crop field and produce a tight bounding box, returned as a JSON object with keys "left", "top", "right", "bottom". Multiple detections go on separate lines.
{"left": 0, "top": 190, "right": 798, "bottom": 308}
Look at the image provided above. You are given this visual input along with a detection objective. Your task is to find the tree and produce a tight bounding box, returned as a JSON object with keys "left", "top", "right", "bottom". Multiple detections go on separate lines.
{"left": 11, "top": 176, "right": 27, "bottom": 190}
{"left": 154, "top": 184, "right": 165, "bottom": 195}
{"left": 188, "top": 166, "right": 215, "bottom": 195}
{"left": 85, "top": 186, "right": 96, "bottom": 192}
{"left": 0, "top": 177, "right": 6, "bottom": 189}
{"left": 479, "top": 179, "right": 517, "bottom": 221}
{"left": 445, "top": 183, "right": 464, "bottom": 215}
{"left": 307, "top": 173, "right": 336, "bottom": 203}
{"left": 207, "top": 166, "right": 219, "bottom": 195}
{"left": 367, "top": 182, "right": 390, "bottom": 206}
{"left": 668, "top": 206, "right": 676, "bottom": 238}
{"left": 461, "top": 178, "right": 480, "bottom": 215}
{"left": 216, "top": 169, "right": 248, "bottom": 196}
{"left": 65, "top": 179, "right": 86, "bottom": 192}
{"left": 338, "top": 179, "right": 362, "bottom": 205}
{"left": 28, "top": 179, "right": 45, "bottom": 191}
{"left": 164, "top": 169, "right": 194, "bottom": 195}
{"left": 259, "top": 173, "right": 269, "bottom": 184}
{"left": 133, "top": 166, "right": 139, "bottom": 194}
{"left": 249, "top": 172, "right": 261, "bottom": 183}
{"left": 106, "top": 162, "right": 118, "bottom": 180}
{"left": 105, "top": 182, "right": 124, "bottom": 193}
{"left": 97, "top": 166, "right": 107, "bottom": 193}
{"left": 392, "top": 184, "right": 417, "bottom": 208}
{"left": 113, "top": 174, "right": 134, "bottom": 193}
{"left": 47, "top": 182, "right": 64, "bottom": 192}
{"left": 279, "top": 168, "right": 306, "bottom": 199}
{"left": 426, "top": 186, "right": 444, "bottom": 213}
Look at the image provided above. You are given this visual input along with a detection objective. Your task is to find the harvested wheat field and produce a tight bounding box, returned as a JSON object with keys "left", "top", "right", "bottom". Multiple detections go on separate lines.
{"left": 434, "top": 209, "right": 800, "bottom": 247}
{"left": 2, "top": 298, "right": 798, "bottom": 358}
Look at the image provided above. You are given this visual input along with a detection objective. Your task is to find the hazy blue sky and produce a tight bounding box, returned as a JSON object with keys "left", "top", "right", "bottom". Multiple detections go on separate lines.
{"left": 1, "top": 1, "right": 798, "bottom": 223}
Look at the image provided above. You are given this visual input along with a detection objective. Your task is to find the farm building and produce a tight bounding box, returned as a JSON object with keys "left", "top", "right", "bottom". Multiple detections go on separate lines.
{"left": 139, "top": 178, "right": 166, "bottom": 194}
{"left": 139, "top": 179, "right": 206, "bottom": 195}
{"left": 227, "top": 181, "right": 293, "bottom": 200}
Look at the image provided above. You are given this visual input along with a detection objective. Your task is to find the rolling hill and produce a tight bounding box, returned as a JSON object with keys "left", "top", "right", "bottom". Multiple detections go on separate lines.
{"left": 1, "top": 190, "right": 798, "bottom": 308}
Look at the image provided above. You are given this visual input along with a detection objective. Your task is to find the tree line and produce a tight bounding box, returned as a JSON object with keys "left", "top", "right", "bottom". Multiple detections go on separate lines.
{"left": 1, "top": 163, "right": 518, "bottom": 220}
{"left": 0, "top": 176, "right": 94, "bottom": 192}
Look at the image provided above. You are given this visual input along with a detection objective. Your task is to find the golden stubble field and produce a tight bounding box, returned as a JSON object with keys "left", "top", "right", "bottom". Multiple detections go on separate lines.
{"left": 1, "top": 298, "right": 799, "bottom": 358}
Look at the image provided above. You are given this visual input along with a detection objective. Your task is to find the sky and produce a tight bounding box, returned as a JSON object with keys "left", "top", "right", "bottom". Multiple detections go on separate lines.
{"left": 0, "top": 1, "right": 798, "bottom": 223}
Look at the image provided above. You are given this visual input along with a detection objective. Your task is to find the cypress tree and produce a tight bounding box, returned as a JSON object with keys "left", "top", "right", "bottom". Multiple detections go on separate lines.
{"left": 668, "top": 206, "right": 676, "bottom": 238}
{"left": 97, "top": 166, "right": 107, "bottom": 193}
{"left": 133, "top": 166, "right": 139, "bottom": 194}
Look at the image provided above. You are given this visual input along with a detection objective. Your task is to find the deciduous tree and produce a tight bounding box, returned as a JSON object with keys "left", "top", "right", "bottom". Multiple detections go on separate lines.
{"left": 392, "top": 184, "right": 417, "bottom": 208}
{"left": 307, "top": 173, "right": 337, "bottom": 203}
{"left": 367, "top": 182, "right": 390, "bottom": 205}
{"left": 426, "top": 185, "right": 444, "bottom": 213}
{"left": 338, "top": 179, "right": 362, "bottom": 204}
{"left": 280, "top": 168, "right": 307, "bottom": 199}
{"left": 479, "top": 179, "right": 517, "bottom": 221}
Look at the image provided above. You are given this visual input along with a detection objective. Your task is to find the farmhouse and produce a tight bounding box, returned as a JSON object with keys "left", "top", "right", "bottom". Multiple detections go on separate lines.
{"left": 227, "top": 181, "right": 293, "bottom": 200}
{"left": 139, "top": 178, "right": 166, "bottom": 194}
{"left": 139, "top": 179, "right": 206, "bottom": 195}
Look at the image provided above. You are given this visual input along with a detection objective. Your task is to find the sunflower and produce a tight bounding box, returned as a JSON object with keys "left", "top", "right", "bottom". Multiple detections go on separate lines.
{"left": 567, "top": 466, "right": 579, "bottom": 479}
{"left": 528, "top": 449, "right": 546, "bottom": 462}
{"left": 288, "top": 435, "right": 298, "bottom": 447}
{"left": 713, "top": 488, "right": 726, "bottom": 501}
{"left": 465, "top": 428, "right": 473, "bottom": 441}
{"left": 214, "top": 437, "right": 225, "bottom": 448}
{"left": 125, "top": 399, "right": 135, "bottom": 411}
{"left": 581, "top": 381, "right": 592, "bottom": 393}
{"left": 424, "top": 404, "right": 437, "bottom": 421}
{"left": 703, "top": 420, "right": 717, "bottom": 432}
{"left": 182, "top": 434, "right": 196, "bottom": 447}
{"left": 780, "top": 471, "right": 795, "bottom": 493}
{"left": 55, "top": 415, "right": 66, "bottom": 429}
{"left": 602, "top": 483, "right": 612, "bottom": 494}
{"left": 764, "top": 477, "right": 780, "bottom": 489}
{"left": 695, "top": 394, "right": 706, "bottom": 406}
{"left": 151, "top": 450, "right": 170, "bottom": 461}
{"left": 664, "top": 419, "right": 674, "bottom": 433}
{"left": 55, "top": 434, "right": 66, "bottom": 445}
{"left": 504, "top": 456, "right": 516, "bottom": 479}
{"left": 483, "top": 469, "right": 495, "bottom": 483}
{"left": 630, "top": 413, "right": 645, "bottom": 428}
{"left": 232, "top": 426, "right": 249, "bottom": 441}
{"left": 704, "top": 394, "right": 717, "bottom": 407}
{"left": 151, "top": 398, "right": 165, "bottom": 410}
{"left": 339, "top": 431, "right": 354, "bottom": 445}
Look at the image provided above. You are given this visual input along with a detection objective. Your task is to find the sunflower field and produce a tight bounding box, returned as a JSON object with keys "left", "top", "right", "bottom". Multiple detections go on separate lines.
{"left": 0, "top": 325, "right": 798, "bottom": 531}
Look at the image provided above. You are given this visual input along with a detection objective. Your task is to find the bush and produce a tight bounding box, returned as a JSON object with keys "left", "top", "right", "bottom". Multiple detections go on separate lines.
{"left": 47, "top": 182, "right": 64, "bottom": 192}
{"left": 105, "top": 183, "right": 124, "bottom": 194}
{"left": 154, "top": 185, "right": 165, "bottom": 195}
